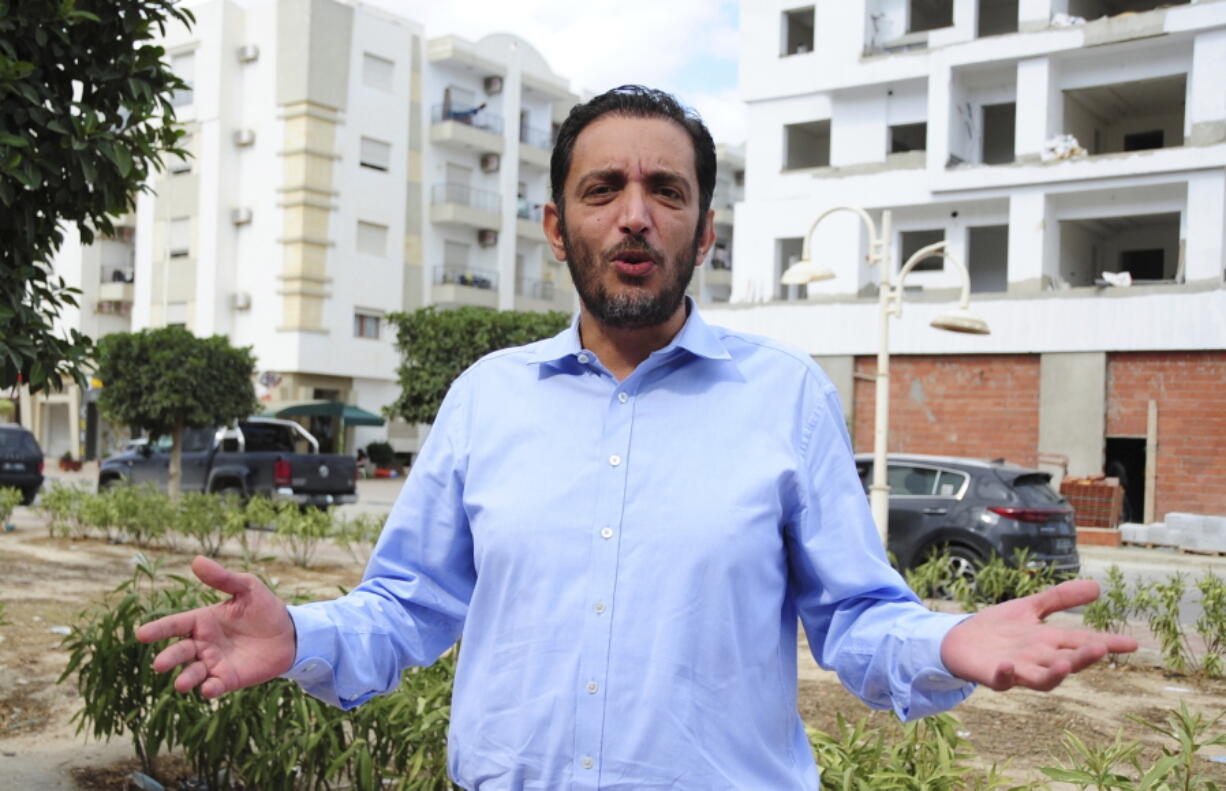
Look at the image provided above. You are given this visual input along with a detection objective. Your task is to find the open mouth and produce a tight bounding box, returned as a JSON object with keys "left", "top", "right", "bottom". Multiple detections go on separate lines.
{"left": 611, "top": 249, "right": 656, "bottom": 278}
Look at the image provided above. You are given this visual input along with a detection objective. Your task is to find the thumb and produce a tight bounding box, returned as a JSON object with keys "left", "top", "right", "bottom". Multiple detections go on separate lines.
{"left": 190, "top": 555, "right": 250, "bottom": 597}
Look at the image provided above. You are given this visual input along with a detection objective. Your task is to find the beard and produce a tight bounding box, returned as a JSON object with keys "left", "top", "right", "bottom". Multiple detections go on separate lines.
{"left": 561, "top": 222, "right": 702, "bottom": 329}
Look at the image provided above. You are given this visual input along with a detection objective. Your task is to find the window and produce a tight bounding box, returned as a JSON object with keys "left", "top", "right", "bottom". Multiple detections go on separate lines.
{"left": 356, "top": 221, "right": 388, "bottom": 256}
{"left": 783, "top": 119, "right": 830, "bottom": 170}
{"left": 169, "top": 218, "right": 190, "bottom": 258}
{"left": 776, "top": 237, "right": 804, "bottom": 300}
{"left": 908, "top": 0, "right": 953, "bottom": 33}
{"left": 967, "top": 225, "right": 1009, "bottom": 293}
{"left": 360, "top": 136, "right": 391, "bottom": 171}
{"left": 977, "top": 0, "right": 1018, "bottom": 36}
{"left": 170, "top": 51, "right": 195, "bottom": 107}
{"left": 354, "top": 310, "right": 382, "bottom": 339}
{"left": 900, "top": 229, "right": 944, "bottom": 272}
{"left": 781, "top": 7, "right": 815, "bottom": 56}
{"left": 935, "top": 470, "right": 968, "bottom": 497}
{"left": 1123, "top": 130, "right": 1164, "bottom": 151}
{"left": 889, "top": 122, "right": 927, "bottom": 153}
{"left": 887, "top": 465, "right": 938, "bottom": 496}
{"left": 1119, "top": 249, "right": 1165, "bottom": 280}
{"left": 362, "top": 53, "right": 394, "bottom": 92}
{"left": 444, "top": 240, "right": 470, "bottom": 268}
{"left": 981, "top": 103, "right": 1016, "bottom": 164}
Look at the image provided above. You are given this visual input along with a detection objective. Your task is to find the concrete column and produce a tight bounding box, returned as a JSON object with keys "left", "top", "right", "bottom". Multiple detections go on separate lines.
{"left": 1015, "top": 57, "right": 1057, "bottom": 158}
{"left": 1007, "top": 192, "right": 1047, "bottom": 292}
{"left": 17, "top": 384, "right": 32, "bottom": 432}
{"left": 1184, "top": 171, "right": 1226, "bottom": 285}
{"left": 496, "top": 48, "right": 523, "bottom": 312}
{"left": 1189, "top": 30, "right": 1226, "bottom": 146}
{"left": 1039, "top": 352, "right": 1106, "bottom": 479}
{"left": 926, "top": 60, "right": 953, "bottom": 177}
{"left": 68, "top": 384, "right": 82, "bottom": 460}
{"left": 1018, "top": 0, "right": 1057, "bottom": 32}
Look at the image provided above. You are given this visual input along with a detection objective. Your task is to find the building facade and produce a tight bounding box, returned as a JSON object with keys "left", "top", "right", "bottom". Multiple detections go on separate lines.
{"left": 709, "top": 0, "right": 1226, "bottom": 520}
{"left": 33, "top": 0, "right": 580, "bottom": 459}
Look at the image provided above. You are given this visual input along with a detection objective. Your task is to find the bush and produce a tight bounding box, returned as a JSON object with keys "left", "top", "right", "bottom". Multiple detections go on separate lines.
{"left": 38, "top": 481, "right": 91, "bottom": 538}
{"left": 366, "top": 441, "right": 397, "bottom": 469}
{"left": 0, "top": 485, "right": 21, "bottom": 524}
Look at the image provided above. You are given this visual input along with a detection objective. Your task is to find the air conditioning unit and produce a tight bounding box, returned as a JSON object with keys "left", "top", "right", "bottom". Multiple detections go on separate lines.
{"left": 233, "top": 128, "right": 256, "bottom": 147}
{"left": 237, "top": 44, "right": 260, "bottom": 63}
{"left": 230, "top": 207, "right": 253, "bottom": 225}
{"left": 477, "top": 229, "right": 498, "bottom": 248}
{"left": 483, "top": 75, "right": 504, "bottom": 95}
{"left": 168, "top": 158, "right": 192, "bottom": 174}
{"left": 229, "top": 292, "right": 252, "bottom": 310}
{"left": 479, "top": 153, "right": 501, "bottom": 173}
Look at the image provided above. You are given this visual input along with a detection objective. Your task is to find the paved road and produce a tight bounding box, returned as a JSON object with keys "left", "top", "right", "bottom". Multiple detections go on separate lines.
{"left": 1078, "top": 543, "right": 1226, "bottom": 624}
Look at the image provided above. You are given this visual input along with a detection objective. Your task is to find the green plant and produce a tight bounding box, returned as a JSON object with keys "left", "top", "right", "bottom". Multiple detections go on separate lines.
{"left": 38, "top": 481, "right": 90, "bottom": 538}
{"left": 335, "top": 512, "right": 386, "bottom": 567}
{"left": 366, "top": 441, "right": 397, "bottom": 469}
{"left": 1194, "top": 572, "right": 1226, "bottom": 678}
{"left": 1132, "top": 702, "right": 1226, "bottom": 790}
{"left": 174, "top": 490, "right": 242, "bottom": 557}
{"left": 1134, "top": 575, "right": 1196, "bottom": 675}
{"left": 1083, "top": 565, "right": 1136, "bottom": 666}
{"left": 273, "top": 501, "right": 334, "bottom": 568}
{"left": 0, "top": 485, "right": 21, "bottom": 523}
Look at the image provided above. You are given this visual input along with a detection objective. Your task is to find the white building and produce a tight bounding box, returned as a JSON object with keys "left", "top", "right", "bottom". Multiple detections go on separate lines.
{"left": 709, "top": 0, "right": 1226, "bottom": 522}
{"left": 36, "top": 0, "right": 579, "bottom": 459}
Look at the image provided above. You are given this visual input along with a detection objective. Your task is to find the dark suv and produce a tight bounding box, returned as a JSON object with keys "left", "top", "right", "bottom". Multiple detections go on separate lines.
{"left": 0, "top": 424, "right": 45, "bottom": 505}
{"left": 854, "top": 453, "right": 1080, "bottom": 583}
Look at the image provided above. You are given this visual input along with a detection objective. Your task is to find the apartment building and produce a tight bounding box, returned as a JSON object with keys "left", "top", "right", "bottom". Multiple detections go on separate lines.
{"left": 30, "top": 0, "right": 579, "bottom": 459}
{"left": 688, "top": 143, "right": 745, "bottom": 305}
{"left": 709, "top": 0, "right": 1226, "bottom": 520}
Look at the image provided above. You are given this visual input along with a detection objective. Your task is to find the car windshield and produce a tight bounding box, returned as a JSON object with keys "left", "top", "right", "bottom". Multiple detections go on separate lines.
{"left": 0, "top": 430, "right": 38, "bottom": 455}
{"left": 1011, "top": 473, "right": 1065, "bottom": 506}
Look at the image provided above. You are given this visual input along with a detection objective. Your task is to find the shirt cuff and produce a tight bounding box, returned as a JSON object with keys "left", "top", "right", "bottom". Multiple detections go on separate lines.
{"left": 898, "top": 611, "right": 977, "bottom": 719}
{"left": 280, "top": 604, "right": 343, "bottom": 706}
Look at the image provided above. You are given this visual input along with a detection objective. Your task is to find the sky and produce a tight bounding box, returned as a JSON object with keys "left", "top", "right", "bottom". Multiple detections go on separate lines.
{"left": 365, "top": 0, "right": 745, "bottom": 144}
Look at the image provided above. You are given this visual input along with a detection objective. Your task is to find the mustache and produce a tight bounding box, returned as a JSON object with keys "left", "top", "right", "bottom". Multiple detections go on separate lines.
{"left": 603, "top": 235, "right": 665, "bottom": 264}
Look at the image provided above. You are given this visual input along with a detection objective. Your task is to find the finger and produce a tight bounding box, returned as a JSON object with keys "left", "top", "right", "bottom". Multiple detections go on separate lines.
{"left": 174, "top": 660, "right": 210, "bottom": 693}
{"left": 191, "top": 555, "right": 251, "bottom": 597}
{"left": 1048, "top": 628, "right": 1139, "bottom": 656}
{"left": 200, "top": 676, "right": 228, "bottom": 700}
{"left": 1013, "top": 657, "right": 1073, "bottom": 692}
{"left": 152, "top": 639, "right": 198, "bottom": 673}
{"left": 987, "top": 661, "right": 1016, "bottom": 692}
{"left": 136, "top": 611, "right": 198, "bottom": 644}
{"left": 1032, "top": 578, "right": 1102, "bottom": 619}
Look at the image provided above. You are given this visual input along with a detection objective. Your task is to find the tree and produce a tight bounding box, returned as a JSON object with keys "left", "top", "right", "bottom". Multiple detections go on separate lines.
{"left": 95, "top": 328, "right": 259, "bottom": 497}
{"left": 388, "top": 307, "right": 570, "bottom": 424}
{"left": 0, "top": 1, "right": 193, "bottom": 394}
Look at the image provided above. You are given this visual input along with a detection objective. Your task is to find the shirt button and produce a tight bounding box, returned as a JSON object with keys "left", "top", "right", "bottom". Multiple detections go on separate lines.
{"left": 608, "top": 454, "right": 621, "bottom": 466}
{"left": 594, "top": 601, "right": 606, "bottom": 613}
{"left": 600, "top": 527, "right": 614, "bottom": 539}
{"left": 617, "top": 392, "right": 628, "bottom": 403}
{"left": 581, "top": 756, "right": 594, "bottom": 769}
{"left": 586, "top": 681, "right": 599, "bottom": 694}
{"left": 577, "top": 353, "right": 590, "bottom": 364}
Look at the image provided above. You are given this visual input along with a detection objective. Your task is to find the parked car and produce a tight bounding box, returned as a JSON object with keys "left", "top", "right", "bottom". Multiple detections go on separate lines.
{"left": 854, "top": 453, "right": 1080, "bottom": 585}
{"left": 98, "top": 418, "right": 357, "bottom": 508}
{"left": 0, "top": 424, "right": 45, "bottom": 505}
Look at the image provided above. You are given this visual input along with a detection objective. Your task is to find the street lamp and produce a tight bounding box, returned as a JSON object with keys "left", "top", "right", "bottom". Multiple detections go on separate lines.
{"left": 782, "top": 208, "right": 990, "bottom": 543}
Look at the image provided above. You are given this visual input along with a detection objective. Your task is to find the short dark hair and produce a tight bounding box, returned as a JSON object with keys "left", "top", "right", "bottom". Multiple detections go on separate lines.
{"left": 550, "top": 85, "right": 717, "bottom": 219}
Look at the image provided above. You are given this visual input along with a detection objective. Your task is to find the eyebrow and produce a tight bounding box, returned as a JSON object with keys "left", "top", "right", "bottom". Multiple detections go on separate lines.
{"left": 575, "top": 168, "right": 692, "bottom": 198}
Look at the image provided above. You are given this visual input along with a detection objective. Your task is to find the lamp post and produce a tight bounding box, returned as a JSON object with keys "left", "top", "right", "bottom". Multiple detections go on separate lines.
{"left": 782, "top": 208, "right": 990, "bottom": 543}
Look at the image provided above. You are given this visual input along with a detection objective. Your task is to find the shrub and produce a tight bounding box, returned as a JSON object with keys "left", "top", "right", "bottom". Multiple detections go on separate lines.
{"left": 366, "top": 441, "right": 397, "bottom": 469}
{"left": 0, "top": 485, "right": 21, "bottom": 524}
{"left": 38, "top": 481, "right": 91, "bottom": 538}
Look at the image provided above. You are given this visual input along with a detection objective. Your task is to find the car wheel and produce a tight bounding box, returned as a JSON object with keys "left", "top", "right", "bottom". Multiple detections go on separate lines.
{"left": 925, "top": 544, "right": 983, "bottom": 599}
{"left": 98, "top": 476, "right": 120, "bottom": 491}
{"left": 20, "top": 488, "right": 36, "bottom": 506}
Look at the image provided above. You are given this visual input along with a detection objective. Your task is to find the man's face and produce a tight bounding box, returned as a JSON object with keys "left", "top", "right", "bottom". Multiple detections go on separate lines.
{"left": 545, "top": 115, "right": 715, "bottom": 329}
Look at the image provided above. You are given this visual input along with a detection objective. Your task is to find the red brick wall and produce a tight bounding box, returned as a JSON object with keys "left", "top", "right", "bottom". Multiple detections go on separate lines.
{"left": 1106, "top": 352, "right": 1226, "bottom": 518}
{"left": 852, "top": 354, "right": 1041, "bottom": 467}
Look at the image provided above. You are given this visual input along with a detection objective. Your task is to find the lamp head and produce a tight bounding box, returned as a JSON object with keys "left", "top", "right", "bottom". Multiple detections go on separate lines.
{"left": 780, "top": 259, "right": 836, "bottom": 286}
{"left": 930, "top": 307, "right": 990, "bottom": 335}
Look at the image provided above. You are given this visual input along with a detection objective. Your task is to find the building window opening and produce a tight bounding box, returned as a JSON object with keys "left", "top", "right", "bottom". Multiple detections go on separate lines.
{"left": 354, "top": 311, "right": 382, "bottom": 340}
{"left": 981, "top": 102, "right": 1016, "bottom": 164}
{"left": 359, "top": 136, "right": 391, "bottom": 171}
{"left": 977, "top": 0, "right": 1019, "bottom": 36}
{"left": 909, "top": 0, "right": 953, "bottom": 33}
{"left": 1067, "top": 0, "right": 1189, "bottom": 21}
{"left": 1062, "top": 74, "right": 1185, "bottom": 156}
{"left": 900, "top": 229, "right": 945, "bottom": 272}
{"left": 967, "top": 225, "right": 1009, "bottom": 293}
{"left": 889, "top": 122, "right": 927, "bottom": 153}
{"left": 776, "top": 237, "right": 804, "bottom": 300}
{"left": 1104, "top": 437, "right": 1146, "bottom": 524}
{"left": 1057, "top": 212, "right": 1181, "bottom": 287}
{"left": 781, "top": 7, "right": 815, "bottom": 56}
{"left": 783, "top": 119, "right": 830, "bottom": 170}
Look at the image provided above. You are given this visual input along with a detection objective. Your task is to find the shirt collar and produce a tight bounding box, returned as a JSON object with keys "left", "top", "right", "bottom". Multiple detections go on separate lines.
{"left": 531, "top": 297, "right": 732, "bottom": 368}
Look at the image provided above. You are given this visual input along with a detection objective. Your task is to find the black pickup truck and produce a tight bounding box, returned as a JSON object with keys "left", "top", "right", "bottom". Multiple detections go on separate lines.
{"left": 98, "top": 418, "right": 357, "bottom": 508}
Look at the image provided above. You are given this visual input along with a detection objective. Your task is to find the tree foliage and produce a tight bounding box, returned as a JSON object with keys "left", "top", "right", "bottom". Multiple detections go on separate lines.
{"left": 387, "top": 307, "right": 570, "bottom": 424}
{"left": 94, "top": 328, "right": 258, "bottom": 495}
{"left": 0, "top": 0, "right": 193, "bottom": 393}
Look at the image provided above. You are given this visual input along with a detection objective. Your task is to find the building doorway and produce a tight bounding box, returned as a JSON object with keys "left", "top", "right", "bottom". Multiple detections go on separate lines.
{"left": 1105, "top": 436, "right": 1145, "bottom": 524}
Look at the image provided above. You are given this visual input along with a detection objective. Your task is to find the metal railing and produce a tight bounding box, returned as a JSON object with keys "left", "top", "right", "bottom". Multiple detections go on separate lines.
{"left": 515, "top": 276, "right": 555, "bottom": 300}
{"left": 434, "top": 265, "right": 498, "bottom": 290}
{"left": 432, "top": 103, "right": 504, "bottom": 135}
{"left": 431, "top": 183, "right": 501, "bottom": 213}
{"left": 519, "top": 123, "right": 553, "bottom": 149}
{"left": 517, "top": 199, "right": 543, "bottom": 221}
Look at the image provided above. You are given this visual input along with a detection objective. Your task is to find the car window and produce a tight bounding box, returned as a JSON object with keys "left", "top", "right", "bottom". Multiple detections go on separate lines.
{"left": 241, "top": 423, "right": 296, "bottom": 453}
{"left": 887, "top": 465, "right": 937, "bottom": 496}
{"left": 935, "top": 470, "right": 967, "bottom": 497}
{"left": 182, "top": 428, "right": 214, "bottom": 453}
{"left": 1012, "top": 473, "right": 1065, "bottom": 506}
{"left": 856, "top": 462, "right": 871, "bottom": 494}
{"left": 0, "top": 430, "right": 39, "bottom": 455}
{"left": 976, "top": 474, "right": 1012, "bottom": 500}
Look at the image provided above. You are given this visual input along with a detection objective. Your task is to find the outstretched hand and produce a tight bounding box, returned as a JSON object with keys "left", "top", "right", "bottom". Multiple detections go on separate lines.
{"left": 135, "top": 556, "right": 297, "bottom": 699}
{"left": 941, "top": 578, "right": 1138, "bottom": 692}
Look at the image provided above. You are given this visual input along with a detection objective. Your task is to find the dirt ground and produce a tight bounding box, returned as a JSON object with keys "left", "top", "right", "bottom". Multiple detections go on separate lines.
{"left": 3, "top": 502, "right": 1226, "bottom": 789}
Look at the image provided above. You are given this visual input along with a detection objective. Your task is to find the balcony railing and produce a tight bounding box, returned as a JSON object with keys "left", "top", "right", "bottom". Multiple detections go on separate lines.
{"left": 517, "top": 199, "right": 543, "bottom": 221}
{"left": 101, "top": 264, "right": 135, "bottom": 284}
{"left": 434, "top": 265, "right": 498, "bottom": 290}
{"left": 515, "top": 276, "right": 555, "bottom": 300}
{"left": 711, "top": 252, "right": 731, "bottom": 271}
{"left": 519, "top": 124, "right": 553, "bottom": 150}
{"left": 432, "top": 103, "right": 504, "bottom": 135}
{"left": 431, "top": 183, "right": 501, "bottom": 213}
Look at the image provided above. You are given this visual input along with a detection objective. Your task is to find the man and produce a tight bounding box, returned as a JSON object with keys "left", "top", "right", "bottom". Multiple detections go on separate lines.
{"left": 139, "top": 86, "right": 1136, "bottom": 789}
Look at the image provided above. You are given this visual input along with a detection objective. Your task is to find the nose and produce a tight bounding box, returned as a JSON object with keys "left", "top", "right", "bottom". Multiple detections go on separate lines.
{"left": 617, "top": 185, "right": 651, "bottom": 238}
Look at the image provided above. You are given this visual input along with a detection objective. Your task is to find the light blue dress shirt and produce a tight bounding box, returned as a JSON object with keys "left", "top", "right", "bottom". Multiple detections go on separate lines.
{"left": 284, "top": 304, "right": 974, "bottom": 790}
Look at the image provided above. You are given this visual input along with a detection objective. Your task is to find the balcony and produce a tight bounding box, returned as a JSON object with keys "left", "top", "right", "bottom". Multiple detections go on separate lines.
{"left": 430, "top": 183, "right": 501, "bottom": 230}
{"left": 430, "top": 104, "right": 504, "bottom": 155}
{"left": 427, "top": 36, "right": 507, "bottom": 79}
{"left": 513, "top": 275, "right": 567, "bottom": 312}
{"left": 98, "top": 264, "right": 135, "bottom": 308}
{"left": 516, "top": 199, "right": 546, "bottom": 241}
{"left": 519, "top": 123, "right": 553, "bottom": 169}
{"left": 432, "top": 265, "right": 499, "bottom": 308}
